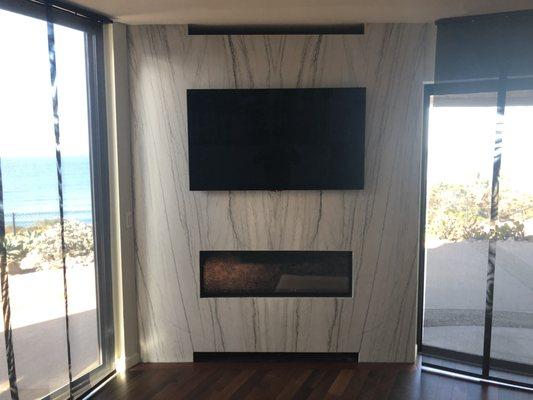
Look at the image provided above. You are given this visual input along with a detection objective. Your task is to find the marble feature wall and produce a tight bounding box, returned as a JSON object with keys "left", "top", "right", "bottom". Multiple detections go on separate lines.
{"left": 128, "top": 24, "right": 434, "bottom": 362}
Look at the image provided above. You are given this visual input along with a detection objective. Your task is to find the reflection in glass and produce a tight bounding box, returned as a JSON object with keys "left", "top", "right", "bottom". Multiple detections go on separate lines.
{"left": 0, "top": 10, "right": 70, "bottom": 399}
{"left": 0, "top": 298, "right": 11, "bottom": 400}
{"left": 491, "top": 90, "right": 533, "bottom": 382}
{"left": 54, "top": 23, "right": 100, "bottom": 382}
{"left": 422, "top": 92, "right": 498, "bottom": 371}
{"left": 0, "top": 9, "right": 100, "bottom": 398}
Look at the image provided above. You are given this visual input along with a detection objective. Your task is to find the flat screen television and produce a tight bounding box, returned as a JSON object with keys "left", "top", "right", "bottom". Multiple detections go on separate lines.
{"left": 187, "top": 88, "right": 365, "bottom": 190}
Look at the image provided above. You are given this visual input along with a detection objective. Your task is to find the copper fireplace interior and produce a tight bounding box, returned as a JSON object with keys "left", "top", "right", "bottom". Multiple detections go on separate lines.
{"left": 200, "top": 251, "right": 352, "bottom": 297}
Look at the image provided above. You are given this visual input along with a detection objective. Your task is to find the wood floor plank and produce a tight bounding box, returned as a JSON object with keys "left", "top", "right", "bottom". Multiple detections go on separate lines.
{"left": 352, "top": 369, "right": 382, "bottom": 400}
{"left": 275, "top": 369, "right": 313, "bottom": 400}
{"left": 387, "top": 369, "right": 421, "bottom": 400}
{"left": 227, "top": 369, "right": 266, "bottom": 400}
{"left": 306, "top": 370, "right": 342, "bottom": 400}
{"left": 210, "top": 368, "right": 257, "bottom": 400}
{"left": 326, "top": 369, "right": 355, "bottom": 398}
{"left": 340, "top": 369, "right": 370, "bottom": 399}
{"left": 208, "top": 369, "right": 242, "bottom": 393}
{"left": 244, "top": 367, "right": 305, "bottom": 400}
{"left": 115, "top": 370, "right": 177, "bottom": 400}
{"left": 150, "top": 368, "right": 223, "bottom": 400}
{"left": 289, "top": 369, "right": 327, "bottom": 400}
{"left": 183, "top": 368, "right": 230, "bottom": 400}
{"left": 371, "top": 368, "right": 399, "bottom": 400}
{"left": 91, "top": 361, "right": 533, "bottom": 400}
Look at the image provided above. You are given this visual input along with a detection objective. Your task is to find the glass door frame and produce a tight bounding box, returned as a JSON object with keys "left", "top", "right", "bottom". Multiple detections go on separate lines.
{"left": 0, "top": 0, "right": 114, "bottom": 398}
{"left": 418, "top": 77, "right": 533, "bottom": 389}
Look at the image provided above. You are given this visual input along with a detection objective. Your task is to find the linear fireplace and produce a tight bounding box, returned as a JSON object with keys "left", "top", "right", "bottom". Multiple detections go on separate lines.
{"left": 200, "top": 251, "right": 352, "bottom": 297}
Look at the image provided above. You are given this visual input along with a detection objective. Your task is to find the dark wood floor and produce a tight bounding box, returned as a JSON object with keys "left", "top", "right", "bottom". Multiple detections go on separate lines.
{"left": 92, "top": 360, "right": 533, "bottom": 400}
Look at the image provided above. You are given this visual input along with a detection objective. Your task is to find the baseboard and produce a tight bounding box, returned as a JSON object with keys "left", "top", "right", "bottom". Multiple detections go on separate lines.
{"left": 126, "top": 352, "right": 141, "bottom": 369}
{"left": 193, "top": 352, "right": 358, "bottom": 363}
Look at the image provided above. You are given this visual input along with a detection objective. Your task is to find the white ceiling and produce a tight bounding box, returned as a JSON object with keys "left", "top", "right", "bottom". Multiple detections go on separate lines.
{"left": 70, "top": 0, "right": 533, "bottom": 25}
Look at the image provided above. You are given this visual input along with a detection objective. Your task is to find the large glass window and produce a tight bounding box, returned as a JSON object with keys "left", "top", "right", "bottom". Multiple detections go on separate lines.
{"left": 420, "top": 80, "right": 533, "bottom": 387}
{"left": 422, "top": 92, "right": 497, "bottom": 374}
{"left": 490, "top": 89, "right": 533, "bottom": 382}
{"left": 0, "top": 4, "right": 112, "bottom": 399}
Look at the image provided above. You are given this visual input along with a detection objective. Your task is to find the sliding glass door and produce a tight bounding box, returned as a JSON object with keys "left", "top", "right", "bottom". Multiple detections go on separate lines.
{"left": 490, "top": 89, "right": 533, "bottom": 382}
{"left": 0, "top": 4, "right": 112, "bottom": 400}
{"left": 421, "top": 90, "right": 497, "bottom": 374}
{"left": 420, "top": 79, "right": 533, "bottom": 387}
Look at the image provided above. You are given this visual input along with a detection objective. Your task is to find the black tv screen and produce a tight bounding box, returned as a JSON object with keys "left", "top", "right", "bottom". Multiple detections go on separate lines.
{"left": 187, "top": 88, "right": 365, "bottom": 190}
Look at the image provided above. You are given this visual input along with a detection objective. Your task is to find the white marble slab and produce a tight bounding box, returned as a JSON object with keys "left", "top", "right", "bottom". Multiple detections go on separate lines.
{"left": 128, "top": 24, "right": 435, "bottom": 362}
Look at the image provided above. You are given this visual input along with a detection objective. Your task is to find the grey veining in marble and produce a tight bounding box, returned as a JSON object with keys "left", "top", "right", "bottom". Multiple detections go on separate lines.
{"left": 128, "top": 24, "right": 434, "bottom": 362}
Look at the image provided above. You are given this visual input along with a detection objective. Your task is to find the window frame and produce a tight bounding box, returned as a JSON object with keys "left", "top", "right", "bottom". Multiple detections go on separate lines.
{"left": 418, "top": 76, "right": 533, "bottom": 389}
{"left": 0, "top": 1, "right": 114, "bottom": 398}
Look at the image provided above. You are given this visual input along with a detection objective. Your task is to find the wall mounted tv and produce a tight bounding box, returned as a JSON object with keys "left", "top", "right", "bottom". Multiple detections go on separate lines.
{"left": 187, "top": 88, "right": 365, "bottom": 190}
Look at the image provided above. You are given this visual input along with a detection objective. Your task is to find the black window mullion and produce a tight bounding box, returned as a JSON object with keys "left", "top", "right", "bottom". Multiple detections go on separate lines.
{"left": 0, "top": 160, "right": 19, "bottom": 400}
{"left": 84, "top": 24, "right": 114, "bottom": 371}
{"left": 0, "top": 0, "right": 110, "bottom": 30}
{"left": 481, "top": 78, "right": 507, "bottom": 378}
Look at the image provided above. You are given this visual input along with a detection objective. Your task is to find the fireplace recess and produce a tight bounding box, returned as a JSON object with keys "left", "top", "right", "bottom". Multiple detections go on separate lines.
{"left": 200, "top": 251, "right": 352, "bottom": 298}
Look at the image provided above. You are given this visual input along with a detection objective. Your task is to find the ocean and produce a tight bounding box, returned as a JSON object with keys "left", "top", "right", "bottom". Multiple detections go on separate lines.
{"left": 1, "top": 156, "right": 93, "bottom": 228}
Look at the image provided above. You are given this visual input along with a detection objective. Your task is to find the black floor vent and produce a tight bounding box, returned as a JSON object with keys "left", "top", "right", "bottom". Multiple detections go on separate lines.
{"left": 193, "top": 352, "right": 359, "bottom": 363}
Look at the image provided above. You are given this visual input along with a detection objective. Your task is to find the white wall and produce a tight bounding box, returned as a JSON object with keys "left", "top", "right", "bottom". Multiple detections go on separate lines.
{"left": 104, "top": 22, "right": 140, "bottom": 369}
{"left": 128, "top": 24, "right": 435, "bottom": 362}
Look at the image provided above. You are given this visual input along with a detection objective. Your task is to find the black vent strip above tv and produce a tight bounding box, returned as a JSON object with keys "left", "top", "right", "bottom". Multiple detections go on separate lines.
{"left": 188, "top": 24, "right": 364, "bottom": 36}
{"left": 187, "top": 88, "right": 366, "bottom": 191}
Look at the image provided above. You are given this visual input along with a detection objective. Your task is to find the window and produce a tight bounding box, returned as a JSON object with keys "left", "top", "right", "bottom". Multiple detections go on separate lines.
{"left": 0, "top": 3, "right": 113, "bottom": 399}
{"left": 419, "top": 79, "right": 533, "bottom": 388}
